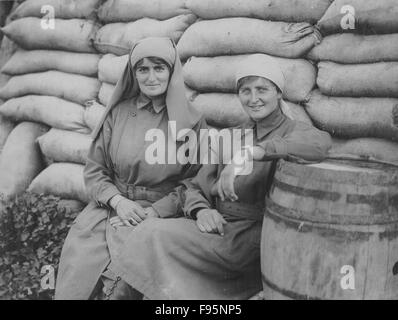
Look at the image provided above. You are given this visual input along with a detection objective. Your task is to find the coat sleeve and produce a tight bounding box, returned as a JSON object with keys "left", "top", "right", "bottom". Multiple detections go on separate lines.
{"left": 84, "top": 113, "right": 121, "bottom": 207}
{"left": 151, "top": 117, "right": 210, "bottom": 218}
{"left": 182, "top": 163, "right": 219, "bottom": 219}
{"left": 256, "top": 121, "right": 332, "bottom": 162}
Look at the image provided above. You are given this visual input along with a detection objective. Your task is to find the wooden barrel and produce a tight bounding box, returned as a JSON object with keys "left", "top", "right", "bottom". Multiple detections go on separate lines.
{"left": 261, "top": 159, "right": 398, "bottom": 300}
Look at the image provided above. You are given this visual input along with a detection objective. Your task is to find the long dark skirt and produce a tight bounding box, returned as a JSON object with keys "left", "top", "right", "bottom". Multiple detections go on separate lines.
{"left": 108, "top": 217, "right": 263, "bottom": 300}
{"left": 55, "top": 200, "right": 151, "bottom": 300}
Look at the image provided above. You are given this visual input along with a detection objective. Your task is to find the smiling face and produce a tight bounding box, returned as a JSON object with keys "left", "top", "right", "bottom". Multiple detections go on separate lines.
{"left": 134, "top": 57, "right": 171, "bottom": 98}
{"left": 237, "top": 76, "right": 282, "bottom": 122}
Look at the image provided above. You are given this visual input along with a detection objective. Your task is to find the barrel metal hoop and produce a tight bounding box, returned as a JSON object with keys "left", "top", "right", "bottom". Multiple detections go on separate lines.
{"left": 265, "top": 199, "right": 398, "bottom": 241}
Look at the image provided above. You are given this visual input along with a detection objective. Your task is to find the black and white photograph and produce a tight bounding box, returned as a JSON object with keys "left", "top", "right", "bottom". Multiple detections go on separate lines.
{"left": 0, "top": 0, "right": 397, "bottom": 305}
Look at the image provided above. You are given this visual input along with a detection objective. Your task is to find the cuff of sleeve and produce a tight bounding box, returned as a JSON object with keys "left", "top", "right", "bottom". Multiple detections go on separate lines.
{"left": 257, "top": 137, "right": 288, "bottom": 159}
{"left": 272, "top": 136, "right": 288, "bottom": 155}
{"left": 96, "top": 185, "right": 121, "bottom": 208}
{"left": 185, "top": 204, "right": 209, "bottom": 220}
{"left": 152, "top": 196, "right": 178, "bottom": 218}
{"left": 256, "top": 140, "right": 276, "bottom": 160}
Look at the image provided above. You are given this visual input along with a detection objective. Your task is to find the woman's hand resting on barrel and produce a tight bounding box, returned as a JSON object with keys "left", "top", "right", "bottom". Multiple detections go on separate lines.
{"left": 196, "top": 209, "right": 227, "bottom": 236}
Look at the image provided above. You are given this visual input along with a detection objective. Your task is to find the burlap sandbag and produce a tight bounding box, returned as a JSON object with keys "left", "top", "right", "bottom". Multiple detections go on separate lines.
{"left": 188, "top": 92, "right": 312, "bottom": 128}
{"left": 317, "top": 61, "right": 398, "bottom": 98}
{"left": 1, "top": 50, "right": 100, "bottom": 76}
{"left": 317, "top": 0, "right": 398, "bottom": 35}
{"left": 98, "top": 0, "right": 190, "bottom": 22}
{"left": 331, "top": 137, "right": 398, "bottom": 163}
{"left": 98, "top": 54, "right": 128, "bottom": 84}
{"left": 0, "top": 71, "right": 101, "bottom": 105}
{"left": 1, "top": 18, "right": 99, "bottom": 53}
{"left": 28, "top": 163, "right": 89, "bottom": 203}
{"left": 10, "top": 0, "right": 102, "bottom": 20}
{"left": 186, "top": 0, "right": 332, "bottom": 23}
{"left": 183, "top": 55, "right": 316, "bottom": 102}
{"left": 84, "top": 100, "right": 106, "bottom": 131}
{"left": 0, "top": 122, "right": 48, "bottom": 200}
{"left": 94, "top": 14, "right": 197, "bottom": 55}
{"left": 98, "top": 82, "right": 115, "bottom": 106}
{"left": 0, "top": 114, "right": 14, "bottom": 153}
{"left": 0, "top": 95, "right": 89, "bottom": 134}
{"left": 304, "top": 90, "right": 398, "bottom": 141}
{"left": 188, "top": 92, "right": 248, "bottom": 128}
{"left": 177, "top": 18, "right": 321, "bottom": 60}
{"left": 307, "top": 33, "right": 398, "bottom": 64}
{"left": 284, "top": 101, "right": 313, "bottom": 126}
{"left": 0, "top": 37, "right": 18, "bottom": 103}
{"left": 37, "top": 128, "right": 91, "bottom": 165}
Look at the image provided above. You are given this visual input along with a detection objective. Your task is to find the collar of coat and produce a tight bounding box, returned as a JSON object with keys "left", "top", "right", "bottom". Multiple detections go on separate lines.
{"left": 242, "top": 105, "right": 287, "bottom": 140}
{"left": 136, "top": 92, "right": 166, "bottom": 113}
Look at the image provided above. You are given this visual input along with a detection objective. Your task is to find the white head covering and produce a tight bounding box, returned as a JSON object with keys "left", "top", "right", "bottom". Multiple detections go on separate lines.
{"left": 92, "top": 37, "right": 201, "bottom": 140}
{"left": 235, "top": 54, "right": 294, "bottom": 119}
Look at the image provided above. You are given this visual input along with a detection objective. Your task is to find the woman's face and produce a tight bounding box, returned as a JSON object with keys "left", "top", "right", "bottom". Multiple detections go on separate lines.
{"left": 135, "top": 58, "right": 170, "bottom": 98}
{"left": 238, "top": 76, "right": 281, "bottom": 122}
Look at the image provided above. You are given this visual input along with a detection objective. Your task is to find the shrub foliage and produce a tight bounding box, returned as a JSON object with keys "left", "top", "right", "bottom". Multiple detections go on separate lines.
{"left": 0, "top": 192, "right": 80, "bottom": 300}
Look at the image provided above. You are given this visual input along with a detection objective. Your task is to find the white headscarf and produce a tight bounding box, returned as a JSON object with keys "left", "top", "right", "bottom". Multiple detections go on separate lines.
{"left": 92, "top": 37, "right": 202, "bottom": 140}
{"left": 235, "top": 54, "right": 294, "bottom": 120}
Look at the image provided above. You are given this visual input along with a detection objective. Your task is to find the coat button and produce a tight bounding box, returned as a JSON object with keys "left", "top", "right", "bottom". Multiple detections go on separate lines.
{"left": 131, "top": 112, "right": 136, "bottom": 117}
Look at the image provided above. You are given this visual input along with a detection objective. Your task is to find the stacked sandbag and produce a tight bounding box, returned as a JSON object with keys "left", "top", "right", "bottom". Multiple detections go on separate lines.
{"left": 301, "top": 0, "right": 398, "bottom": 157}
{"left": 98, "top": 54, "right": 127, "bottom": 84}
{"left": 97, "top": 0, "right": 191, "bottom": 22}
{"left": 1, "top": 17, "right": 100, "bottom": 53}
{"left": 317, "top": 0, "right": 398, "bottom": 36}
{"left": 0, "top": 71, "right": 100, "bottom": 104}
{"left": 98, "top": 82, "right": 115, "bottom": 106}
{"left": 307, "top": 33, "right": 398, "bottom": 64}
{"left": 0, "top": 0, "right": 101, "bottom": 203}
{"left": 0, "top": 114, "right": 15, "bottom": 154}
{"left": 10, "top": 0, "right": 102, "bottom": 20}
{"left": 28, "top": 163, "right": 89, "bottom": 203}
{"left": 0, "top": 36, "right": 18, "bottom": 93}
{"left": 0, "top": 95, "right": 90, "bottom": 134}
{"left": 1, "top": 50, "right": 100, "bottom": 76}
{"left": 304, "top": 90, "right": 398, "bottom": 142}
{"left": 0, "top": 122, "right": 48, "bottom": 200}
{"left": 94, "top": 13, "right": 197, "bottom": 55}
{"left": 185, "top": 0, "right": 332, "bottom": 23}
{"left": 177, "top": 18, "right": 321, "bottom": 60}
{"left": 331, "top": 137, "right": 398, "bottom": 163}
{"left": 37, "top": 128, "right": 91, "bottom": 165}
{"left": 317, "top": 61, "right": 398, "bottom": 98}
{"left": 84, "top": 100, "right": 106, "bottom": 131}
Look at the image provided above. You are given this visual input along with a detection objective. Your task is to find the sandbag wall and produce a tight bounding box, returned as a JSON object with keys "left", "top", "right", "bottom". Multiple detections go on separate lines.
{"left": 0, "top": 0, "right": 100, "bottom": 202}
{"left": 1, "top": 0, "right": 398, "bottom": 205}
{"left": 307, "top": 0, "right": 398, "bottom": 162}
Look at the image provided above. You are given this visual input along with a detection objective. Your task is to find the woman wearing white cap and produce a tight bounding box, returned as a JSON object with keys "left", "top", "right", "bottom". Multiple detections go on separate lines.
{"left": 108, "top": 54, "right": 332, "bottom": 299}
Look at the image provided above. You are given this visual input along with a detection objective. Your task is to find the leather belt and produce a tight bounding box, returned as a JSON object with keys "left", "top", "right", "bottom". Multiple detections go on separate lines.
{"left": 114, "top": 178, "right": 175, "bottom": 203}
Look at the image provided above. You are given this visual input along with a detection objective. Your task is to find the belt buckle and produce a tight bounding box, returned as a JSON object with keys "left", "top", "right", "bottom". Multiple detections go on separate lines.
{"left": 134, "top": 185, "right": 147, "bottom": 201}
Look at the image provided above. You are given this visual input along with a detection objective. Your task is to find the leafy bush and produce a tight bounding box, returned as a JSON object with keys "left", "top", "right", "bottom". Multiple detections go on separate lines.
{"left": 0, "top": 192, "right": 82, "bottom": 300}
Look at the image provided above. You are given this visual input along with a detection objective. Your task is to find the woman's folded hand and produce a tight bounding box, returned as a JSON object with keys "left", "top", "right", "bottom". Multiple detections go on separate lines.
{"left": 144, "top": 207, "right": 160, "bottom": 219}
{"left": 114, "top": 198, "right": 146, "bottom": 227}
{"left": 196, "top": 209, "right": 227, "bottom": 236}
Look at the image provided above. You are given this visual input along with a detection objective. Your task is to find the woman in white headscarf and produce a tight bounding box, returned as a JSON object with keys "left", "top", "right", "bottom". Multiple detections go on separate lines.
{"left": 55, "top": 37, "right": 207, "bottom": 300}
{"left": 108, "top": 54, "right": 332, "bottom": 299}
